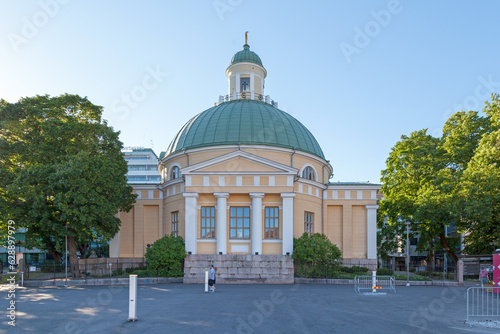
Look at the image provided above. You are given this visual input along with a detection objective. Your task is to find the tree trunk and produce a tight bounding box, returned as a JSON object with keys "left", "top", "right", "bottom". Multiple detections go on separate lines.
{"left": 67, "top": 235, "right": 81, "bottom": 279}
{"left": 43, "top": 238, "right": 62, "bottom": 264}
{"left": 438, "top": 234, "right": 458, "bottom": 263}
{"left": 78, "top": 243, "right": 90, "bottom": 259}
{"left": 425, "top": 240, "right": 434, "bottom": 272}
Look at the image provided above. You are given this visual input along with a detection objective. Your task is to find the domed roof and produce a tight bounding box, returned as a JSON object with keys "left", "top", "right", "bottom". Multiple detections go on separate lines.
{"left": 229, "top": 44, "right": 263, "bottom": 67}
{"left": 165, "top": 99, "right": 325, "bottom": 159}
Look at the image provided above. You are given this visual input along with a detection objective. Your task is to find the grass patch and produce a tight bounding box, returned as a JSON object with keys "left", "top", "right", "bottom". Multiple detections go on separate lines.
{"left": 0, "top": 273, "right": 18, "bottom": 283}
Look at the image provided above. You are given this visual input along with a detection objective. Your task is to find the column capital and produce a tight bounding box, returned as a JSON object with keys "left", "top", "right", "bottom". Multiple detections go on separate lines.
{"left": 183, "top": 192, "right": 199, "bottom": 199}
{"left": 365, "top": 205, "right": 379, "bottom": 210}
{"left": 249, "top": 192, "right": 265, "bottom": 199}
{"left": 281, "top": 192, "right": 296, "bottom": 199}
{"left": 214, "top": 192, "right": 230, "bottom": 199}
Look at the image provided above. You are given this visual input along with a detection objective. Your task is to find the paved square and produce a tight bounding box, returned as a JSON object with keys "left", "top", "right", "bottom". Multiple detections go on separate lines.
{"left": 1, "top": 283, "right": 498, "bottom": 333}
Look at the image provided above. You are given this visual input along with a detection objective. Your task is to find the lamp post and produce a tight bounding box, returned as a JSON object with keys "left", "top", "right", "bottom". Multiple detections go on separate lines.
{"left": 405, "top": 222, "right": 411, "bottom": 287}
{"left": 443, "top": 225, "right": 448, "bottom": 283}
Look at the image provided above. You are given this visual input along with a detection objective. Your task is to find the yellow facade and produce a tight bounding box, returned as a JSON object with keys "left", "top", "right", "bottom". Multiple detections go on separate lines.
{"left": 113, "top": 146, "right": 380, "bottom": 267}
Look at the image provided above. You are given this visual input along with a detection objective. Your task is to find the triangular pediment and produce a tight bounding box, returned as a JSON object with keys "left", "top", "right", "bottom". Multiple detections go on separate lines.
{"left": 181, "top": 151, "right": 298, "bottom": 175}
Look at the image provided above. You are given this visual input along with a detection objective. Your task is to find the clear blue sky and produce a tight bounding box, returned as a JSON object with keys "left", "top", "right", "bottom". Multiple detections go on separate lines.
{"left": 2, "top": 1, "right": 500, "bottom": 183}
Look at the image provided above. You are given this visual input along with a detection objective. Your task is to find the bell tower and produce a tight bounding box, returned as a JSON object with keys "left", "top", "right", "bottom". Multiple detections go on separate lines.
{"left": 225, "top": 32, "right": 267, "bottom": 100}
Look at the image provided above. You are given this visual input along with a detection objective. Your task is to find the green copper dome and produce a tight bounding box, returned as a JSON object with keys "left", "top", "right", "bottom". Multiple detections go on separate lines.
{"left": 165, "top": 100, "right": 325, "bottom": 159}
{"left": 229, "top": 44, "right": 263, "bottom": 67}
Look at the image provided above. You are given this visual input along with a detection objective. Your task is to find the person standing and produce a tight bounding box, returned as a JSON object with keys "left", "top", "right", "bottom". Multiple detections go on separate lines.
{"left": 479, "top": 267, "right": 488, "bottom": 287}
{"left": 209, "top": 264, "right": 216, "bottom": 292}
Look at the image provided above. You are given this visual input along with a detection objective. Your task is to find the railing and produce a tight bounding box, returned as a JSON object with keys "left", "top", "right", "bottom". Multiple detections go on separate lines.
{"left": 354, "top": 274, "right": 396, "bottom": 294}
{"left": 294, "top": 262, "right": 374, "bottom": 279}
{"left": 379, "top": 262, "right": 458, "bottom": 281}
{"left": 214, "top": 92, "right": 278, "bottom": 107}
{"left": 24, "top": 261, "right": 147, "bottom": 281}
{"left": 466, "top": 287, "right": 500, "bottom": 325}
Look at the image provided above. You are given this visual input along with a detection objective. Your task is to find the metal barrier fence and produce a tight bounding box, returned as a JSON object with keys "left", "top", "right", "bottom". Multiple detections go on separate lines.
{"left": 24, "top": 261, "right": 147, "bottom": 281}
{"left": 354, "top": 274, "right": 396, "bottom": 294}
{"left": 466, "top": 287, "right": 500, "bottom": 324}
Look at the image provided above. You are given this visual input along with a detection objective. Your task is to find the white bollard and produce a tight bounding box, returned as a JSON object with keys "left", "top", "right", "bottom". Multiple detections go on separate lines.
{"left": 372, "top": 271, "right": 377, "bottom": 293}
{"left": 205, "top": 270, "right": 209, "bottom": 293}
{"left": 128, "top": 275, "right": 138, "bottom": 321}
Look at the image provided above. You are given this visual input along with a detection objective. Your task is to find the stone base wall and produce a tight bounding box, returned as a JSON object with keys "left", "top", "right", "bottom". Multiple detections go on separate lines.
{"left": 183, "top": 254, "right": 294, "bottom": 284}
{"left": 342, "top": 258, "right": 377, "bottom": 271}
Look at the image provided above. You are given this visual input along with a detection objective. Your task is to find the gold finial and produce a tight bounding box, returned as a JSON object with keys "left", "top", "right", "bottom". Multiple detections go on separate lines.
{"left": 245, "top": 31, "right": 248, "bottom": 45}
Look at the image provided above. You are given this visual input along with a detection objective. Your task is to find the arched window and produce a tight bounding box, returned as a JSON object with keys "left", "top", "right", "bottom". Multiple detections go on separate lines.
{"left": 170, "top": 166, "right": 181, "bottom": 180}
{"left": 302, "top": 167, "right": 314, "bottom": 181}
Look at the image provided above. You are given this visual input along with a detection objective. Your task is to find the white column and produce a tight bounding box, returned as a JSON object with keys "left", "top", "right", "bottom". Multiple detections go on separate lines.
{"left": 183, "top": 192, "right": 199, "bottom": 254}
{"left": 281, "top": 193, "right": 296, "bottom": 255}
{"left": 235, "top": 73, "right": 240, "bottom": 96}
{"left": 214, "top": 192, "right": 229, "bottom": 254}
{"left": 109, "top": 231, "right": 120, "bottom": 257}
{"left": 250, "top": 72, "right": 255, "bottom": 100}
{"left": 366, "top": 205, "right": 379, "bottom": 259}
{"left": 250, "top": 192, "right": 265, "bottom": 255}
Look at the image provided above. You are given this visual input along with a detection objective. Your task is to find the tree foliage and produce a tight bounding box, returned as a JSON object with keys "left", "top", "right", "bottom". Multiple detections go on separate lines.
{"left": 461, "top": 94, "right": 500, "bottom": 253}
{"left": 0, "top": 94, "right": 136, "bottom": 277}
{"left": 292, "top": 233, "right": 342, "bottom": 265}
{"left": 144, "top": 235, "right": 186, "bottom": 277}
{"left": 379, "top": 94, "right": 500, "bottom": 260}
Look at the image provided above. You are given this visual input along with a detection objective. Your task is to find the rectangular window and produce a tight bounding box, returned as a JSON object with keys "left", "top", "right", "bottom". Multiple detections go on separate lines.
{"left": 171, "top": 211, "right": 179, "bottom": 237}
{"left": 240, "top": 77, "right": 250, "bottom": 92}
{"left": 230, "top": 207, "right": 250, "bottom": 239}
{"left": 201, "top": 207, "right": 216, "bottom": 239}
{"left": 304, "top": 212, "right": 314, "bottom": 234}
{"left": 265, "top": 207, "right": 279, "bottom": 239}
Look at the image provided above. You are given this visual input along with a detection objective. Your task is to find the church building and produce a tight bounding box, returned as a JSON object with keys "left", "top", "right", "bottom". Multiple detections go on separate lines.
{"left": 110, "top": 36, "right": 380, "bottom": 283}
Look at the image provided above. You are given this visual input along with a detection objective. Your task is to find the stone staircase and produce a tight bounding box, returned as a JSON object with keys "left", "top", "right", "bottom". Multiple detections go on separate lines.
{"left": 183, "top": 254, "right": 294, "bottom": 284}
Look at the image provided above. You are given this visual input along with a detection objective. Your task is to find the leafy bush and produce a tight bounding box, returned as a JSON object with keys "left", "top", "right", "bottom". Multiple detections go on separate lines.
{"left": 293, "top": 233, "right": 343, "bottom": 278}
{"left": 377, "top": 268, "right": 394, "bottom": 276}
{"left": 113, "top": 268, "right": 124, "bottom": 276}
{"left": 144, "top": 235, "right": 186, "bottom": 277}
{"left": 293, "top": 233, "right": 342, "bottom": 265}
{"left": 131, "top": 269, "right": 150, "bottom": 277}
{"left": 339, "top": 266, "right": 369, "bottom": 274}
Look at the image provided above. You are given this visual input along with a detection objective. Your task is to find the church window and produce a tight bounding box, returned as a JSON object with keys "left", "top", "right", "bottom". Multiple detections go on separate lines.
{"left": 170, "top": 166, "right": 181, "bottom": 180}
{"left": 171, "top": 211, "right": 179, "bottom": 237}
{"left": 265, "top": 207, "right": 279, "bottom": 239}
{"left": 240, "top": 78, "right": 250, "bottom": 92}
{"left": 230, "top": 207, "right": 250, "bottom": 239}
{"left": 304, "top": 212, "right": 314, "bottom": 234}
{"left": 302, "top": 167, "right": 314, "bottom": 181}
{"left": 201, "top": 206, "right": 216, "bottom": 239}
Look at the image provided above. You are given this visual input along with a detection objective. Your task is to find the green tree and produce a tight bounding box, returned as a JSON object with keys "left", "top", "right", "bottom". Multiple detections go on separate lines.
{"left": 379, "top": 101, "right": 495, "bottom": 261}
{"left": 0, "top": 94, "right": 136, "bottom": 278}
{"left": 461, "top": 94, "right": 500, "bottom": 253}
{"left": 144, "top": 235, "right": 186, "bottom": 277}
{"left": 379, "top": 129, "right": 459, "bottom": 261}
{"left": 292, "top": 233, "right": 342, "bottom": 266}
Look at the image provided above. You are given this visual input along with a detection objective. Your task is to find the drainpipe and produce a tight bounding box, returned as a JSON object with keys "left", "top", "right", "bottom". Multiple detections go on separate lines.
{"left": 156, "top": 184, "right": 165, "bottom": 237}
{"left": 321, "top": 161, "right": 330, "bottom": 235}
{"left": 290, "top": 147, "right": 296, "bottom": 168}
